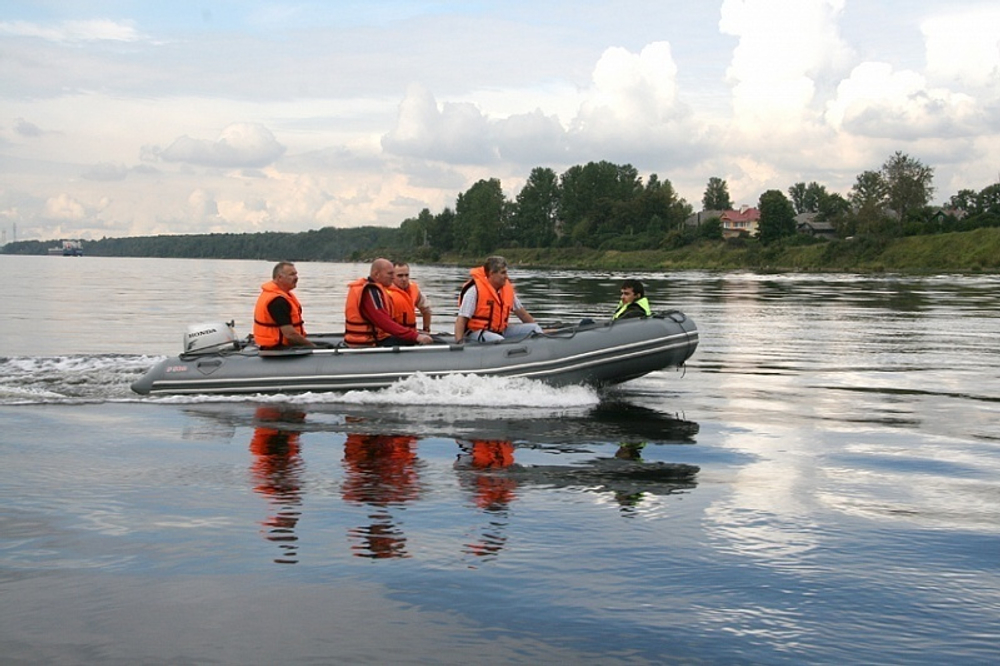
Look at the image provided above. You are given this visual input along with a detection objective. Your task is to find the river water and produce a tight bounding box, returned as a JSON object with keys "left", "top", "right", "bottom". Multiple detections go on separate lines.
{"left": 1, "top": 255, "right": 998, "bottom": 665}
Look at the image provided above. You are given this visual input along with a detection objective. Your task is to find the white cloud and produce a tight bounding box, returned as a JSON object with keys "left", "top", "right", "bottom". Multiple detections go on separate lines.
{"left": 721, "top": 0, "right": 850, "bottom": 130}
{"left": 0, "top": 19, "right": 145, "bottom": 43}
{"left": 43, "top": 193, "right": 87, "bottom": 220}
{"left": 381, "top": 85, "right": 496, "bottom": 164}
{"left": 187, "top": 189, "right": 220, "bottom": 220}
{"left": 159, "top": 123, "right": 287, "bottom": 169}
{"left": 585, "top": 42, "right": 679, "bottom": 120}
{"left": 14, "top": 118, "right": 42, "bottom": 137}
{"left": 81, "top": 162, "right": 128, "bottom": 182}
{"left": 826, "top": 62, "right": 982, "bottom": 139}
{"left": 922, "top": 8, "right": 1000, "bottom": 89}
{"left": 494, "top": 110, "right": 568, "bottom": 164}
{"left": 571, "top": 42, "right": 688, "bottom": 146}
{"left": 384, "top": 42, "right": 696, "bottom": 169}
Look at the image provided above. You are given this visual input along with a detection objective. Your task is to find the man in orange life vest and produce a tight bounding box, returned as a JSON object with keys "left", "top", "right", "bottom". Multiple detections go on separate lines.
{"left": 253, "top": 261, "right": 318, "bottom": 349}
{"left": 455, "top": 255, "right": 543, "bottom": 343}
{"left": 345, "top": 258, "right": 434, "bottom": 347}
{"left": 387, "top": 261, "right": 433, "bottom": 334}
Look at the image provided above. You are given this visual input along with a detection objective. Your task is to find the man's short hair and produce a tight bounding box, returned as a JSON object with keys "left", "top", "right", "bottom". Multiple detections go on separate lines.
{"left": 621, "top": 278, "right": 645, "bottom": 297}
{"left": 483, "top": 256, "right": 508, "bottom": 274}
{"left": 273, "top": 261, "right": 294, "bottom": 279}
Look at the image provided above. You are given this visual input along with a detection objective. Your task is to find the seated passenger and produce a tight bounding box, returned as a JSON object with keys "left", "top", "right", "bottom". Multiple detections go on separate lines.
{"left": 612, "top": 279, "right": 652, "bottom": 320}
{"left": 344, "top": 258, "right": 434, "bottom": 347}
{"left": 253, "top": 261, "right": 319, "bottom": 348}
{"left": 387, "top": 261, "right": 433, "bottom": 334}
{"left": 454, "top": 256, "right": 543, "bottom": 343}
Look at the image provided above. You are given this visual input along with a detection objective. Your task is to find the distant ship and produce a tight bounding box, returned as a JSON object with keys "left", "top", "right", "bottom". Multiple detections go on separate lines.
{"left": 48, "top": 240, "right": 84, "bottom": 256}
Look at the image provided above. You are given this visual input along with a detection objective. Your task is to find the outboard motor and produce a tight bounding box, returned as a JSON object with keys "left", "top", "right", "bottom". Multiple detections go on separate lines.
{"left": 183, "top": 321, "right": 239, "bottom": 355}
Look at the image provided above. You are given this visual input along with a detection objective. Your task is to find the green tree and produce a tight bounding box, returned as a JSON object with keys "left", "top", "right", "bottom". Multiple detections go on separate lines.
{"left": 509, "top": 167, "right": 560, "bottom": 247}
{"left": 696, "top": 217, "right": 723, "bottom": 240}
{"left": 949, "top": 189, "right": 979, "bottom": 214}
{"left": 849, "top": 170, "right": 890, "bottom": 234}
{"left": 815, "top": 191, "right": 851, "bottom": 236}
{"left": 977, "top": 183, "right": 1000, "bottom": 215}
{"left": 630, "top": 174, "right": 690, "bottom": 235}
{"left": 881, "top": 151, "right": 934, "bottom": 223}
{"left": 454, "top": 178, "right": 507, "bottom": 255}
{"left": 399, "top": 208, "right": 434, "bottom": 249}
{"left": 559, "top": 161, "right": 641, "bottom": 242}
{"left": 429, "top": 207, "right": 455, "bottom": 252}
{"left": 788, "top": 181, "right": 828, "bottom": 214}
{"left": 702, "top": 176, "right": 732, "bottom": 211}
{"left": 850, "top": 170, "right": 887, "bottom": 209}
{"left": 757, "top": 189, "right": 796, "bottom": 245}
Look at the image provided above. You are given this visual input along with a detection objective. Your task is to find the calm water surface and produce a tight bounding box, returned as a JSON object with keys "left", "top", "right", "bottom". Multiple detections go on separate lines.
{"left": 1, "top": 255, "right": 999, "bottom": 664}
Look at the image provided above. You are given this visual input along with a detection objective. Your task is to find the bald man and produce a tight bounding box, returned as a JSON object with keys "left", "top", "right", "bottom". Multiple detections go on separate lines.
{"left": 344, "top": 258, "right": 433, "bottom": 347}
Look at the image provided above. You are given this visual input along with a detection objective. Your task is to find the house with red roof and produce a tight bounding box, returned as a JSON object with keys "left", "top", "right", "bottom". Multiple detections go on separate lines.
{"left": 720, "top": 206, "right": 760, "bottom": 238}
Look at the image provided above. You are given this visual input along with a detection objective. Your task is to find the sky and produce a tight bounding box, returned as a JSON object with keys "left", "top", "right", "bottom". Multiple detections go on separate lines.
{"left": 1, "top": 0, "right": 999, "bottom": 243}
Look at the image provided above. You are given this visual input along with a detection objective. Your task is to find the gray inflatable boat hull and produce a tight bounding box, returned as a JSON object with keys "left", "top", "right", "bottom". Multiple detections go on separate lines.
{"left": 131, "top": 311, "right": 698, "bottom": 395}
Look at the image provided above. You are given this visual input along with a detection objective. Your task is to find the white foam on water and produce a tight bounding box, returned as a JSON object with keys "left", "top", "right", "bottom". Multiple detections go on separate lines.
{"left": 333, "top": 372, "right": 601, "bottom": 408}
{"left": 2, "top": 354, "right": 602, "bottom": 411}
{"left": 149, "top": 373, "right": 600, "bottom": 410}
{"left": 0, "top": 354, "right": 164, "bottom": 405}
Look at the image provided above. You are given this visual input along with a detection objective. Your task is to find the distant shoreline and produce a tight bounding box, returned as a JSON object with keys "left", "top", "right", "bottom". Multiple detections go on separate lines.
{"left": 481, "top": 227, "right": 1000, "bottom": 274}
{"left": 5, "top": 227, "right": 998, "bottom": 274}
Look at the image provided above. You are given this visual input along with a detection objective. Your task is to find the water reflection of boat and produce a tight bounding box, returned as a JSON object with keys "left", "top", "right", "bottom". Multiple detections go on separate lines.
{"left": 333, "top": 400, "right": 700, "bottom": 447}
{"left": 455, "top": 437, "right": 699, "bottom": 520}
{"left": 131, "top": 312, "right": 698, "bottom": 395}
{"left": 182, "top": 399, "right": 700, "bottom": 449}
{"left": 183, "top": 403, "right": 701, "bottom": 563}
{"left": 474, "top": 447, "right": 698, "bottom": 501}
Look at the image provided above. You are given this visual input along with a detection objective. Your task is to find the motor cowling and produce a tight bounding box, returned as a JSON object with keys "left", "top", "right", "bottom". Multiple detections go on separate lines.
{"left": 183, "top": 321, "right": 238, "bottom": 355}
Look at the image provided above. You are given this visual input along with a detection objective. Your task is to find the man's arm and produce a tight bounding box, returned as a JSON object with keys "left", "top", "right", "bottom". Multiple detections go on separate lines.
{"left": 454, "top": 287, "right": 476, "bottom": 342}
{"left": 416, "top": 293, "right": 433, "bottom": 332}
{"left": 360, "top": 291, "right": 415, "bottom": 340}
{"left": 279, "top": 324, "right": 314, "bottom": 347}
{"left": 513, "top": 306, "right": 535, "bottom": 323}
{"left": 454, "top": 315, "right": 469, "bottom": 342}
{"left": 512, "top": 294, "right": 535, "bottom": 323}
{"left": 269, "top": 296, "right": 314, "bottom": 347}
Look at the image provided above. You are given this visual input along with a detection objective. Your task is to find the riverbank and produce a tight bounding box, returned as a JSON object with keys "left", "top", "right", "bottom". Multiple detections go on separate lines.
{"left": 473, "top": 227, "right": 1000, "bottom": 273}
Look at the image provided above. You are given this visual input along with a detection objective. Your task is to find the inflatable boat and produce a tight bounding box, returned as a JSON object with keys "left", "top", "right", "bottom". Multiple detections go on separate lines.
{"left": 130, "top": 311, "right": 698, "bottom": 396}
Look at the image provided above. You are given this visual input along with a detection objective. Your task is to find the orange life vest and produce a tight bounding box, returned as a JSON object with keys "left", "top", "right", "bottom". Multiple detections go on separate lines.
{"left": 459, "top": 266, "right": 513, "bottom": 334}
{"left": 344, "top": 277, "right": 393, "bottom": 346}
{"left": 253, "top": 281, "right": 305, "bottom": 348}
{"left": 387, "top": 283, "right": 421, "bottom": 329}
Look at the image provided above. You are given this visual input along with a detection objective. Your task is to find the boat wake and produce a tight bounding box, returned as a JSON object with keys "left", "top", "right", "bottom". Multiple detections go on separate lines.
{"left": 0, "top": 355, "right": 600, "bottom": 411}
{"left": 0, "top": 354, "right": 163, "bottom": 405}
{"left": 336, "top": 372, "right": 601, "bottom": 408}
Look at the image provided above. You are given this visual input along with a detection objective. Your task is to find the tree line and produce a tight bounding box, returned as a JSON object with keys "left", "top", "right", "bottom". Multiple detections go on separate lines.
{"left": 4, "top": 152, "right": 999, "bottom": 261}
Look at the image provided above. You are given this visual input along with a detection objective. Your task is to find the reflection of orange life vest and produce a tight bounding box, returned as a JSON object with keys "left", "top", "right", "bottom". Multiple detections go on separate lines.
{"left": 470, "top": 440, "right": 515, "bottom": 468}
{"left": 469, "top": 440, "right": 517, "bottom": 509}
{"left": 249, "top": 406, "right": 304, "bottom": 498}
{"left": 387, "top": 283, "right": 421, "bottom": 329}
{"left": 342, "top": 434, "right": 419, "bottom": 505}
{"left": 459, "top": 267, "right": 513, "bottom": 334}
{"left": 344, "top": 278, "right": 393, "bottom": 346}
{"left": 253, "top": 281, "right": 305, "bottom": 347}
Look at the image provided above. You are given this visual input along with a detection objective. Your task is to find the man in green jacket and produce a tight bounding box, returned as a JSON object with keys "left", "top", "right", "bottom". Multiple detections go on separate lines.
{"left": 613, "top": 279, "right": 652, "bottom": 320}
